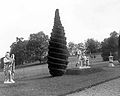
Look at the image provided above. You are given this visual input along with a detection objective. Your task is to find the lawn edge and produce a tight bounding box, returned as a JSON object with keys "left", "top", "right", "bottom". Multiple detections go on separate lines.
{"left": 59, "top": 75, "right": 120, "bottom": 96}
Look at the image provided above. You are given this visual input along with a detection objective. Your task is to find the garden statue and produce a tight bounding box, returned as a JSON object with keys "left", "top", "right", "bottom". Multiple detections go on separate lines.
{"left": 3, "top": 52, "right": 15, "bottom": 84}
{"left": 76, "top": 49, "right": 90, "bottom": 69}
{"left": 108, "top": 54, "right": 115, "bottom": 67}
{"left": 11, "top": 54, "right": 15, "bottom": 80}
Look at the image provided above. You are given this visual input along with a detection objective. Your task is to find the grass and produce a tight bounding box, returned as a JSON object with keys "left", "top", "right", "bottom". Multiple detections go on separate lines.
{"left": 0, "top": 55, "right": 120, "bottom": 96}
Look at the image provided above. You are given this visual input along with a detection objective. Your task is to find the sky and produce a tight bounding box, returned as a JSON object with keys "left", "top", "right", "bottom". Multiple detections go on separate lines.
{"left": 0, "top": 0, "right": 120, "bottom": 58}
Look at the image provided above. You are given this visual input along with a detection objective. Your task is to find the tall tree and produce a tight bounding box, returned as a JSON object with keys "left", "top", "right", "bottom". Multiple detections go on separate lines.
{"left": 85, "top": 38, "right": 101, "bottom": 54}
{"left": 47, "top": 9, "right": 69, "bottom": 76}
{"left": 118, "top": 33, "right": 120, "bottom": 63}
{"left": 68, "top": 42, "right": 75, "bottom": 55}
{"left": 26, "top": 31, "right": 49, "bottom": 63}
{"left": 77, "top": 43, "right": 86, "bottom": 51}
{"left": 10, "top": 37, "right": 27, "bottom": 65}
{"left": 68, "top": 42, "right": 75, "bottom": 51}
{"left": 101, "top": 31, "right": 118, "bottom": 61}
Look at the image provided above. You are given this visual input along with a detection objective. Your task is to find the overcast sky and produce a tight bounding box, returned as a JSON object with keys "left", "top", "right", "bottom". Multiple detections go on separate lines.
{"left": 0, "top": 0, "right": 120, "bottom": 57}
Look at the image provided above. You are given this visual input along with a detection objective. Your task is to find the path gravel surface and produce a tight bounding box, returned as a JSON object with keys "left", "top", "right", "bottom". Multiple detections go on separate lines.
{"left": 67, "top": 77, "right": 120, "bottom": 96}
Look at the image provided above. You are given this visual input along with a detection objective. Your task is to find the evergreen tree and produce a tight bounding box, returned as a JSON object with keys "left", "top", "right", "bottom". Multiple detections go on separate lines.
{"left": 47, "top": 9, "right": 69, "bottom": 76}
{"left": 118, "top": 34, "right": 120, "bottom": 63}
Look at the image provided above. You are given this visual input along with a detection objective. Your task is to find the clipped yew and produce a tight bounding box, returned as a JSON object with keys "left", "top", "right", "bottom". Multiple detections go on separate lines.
{"left": 47, "top": 9, "right": 69, "bottom": 76}
{"left": 118, "top": 34, "right": 120, "bottom": 63}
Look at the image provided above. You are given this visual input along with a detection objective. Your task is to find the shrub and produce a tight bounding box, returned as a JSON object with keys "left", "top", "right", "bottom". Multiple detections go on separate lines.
{"left": 47, "top": 9, "right": 69, "bottom": 76}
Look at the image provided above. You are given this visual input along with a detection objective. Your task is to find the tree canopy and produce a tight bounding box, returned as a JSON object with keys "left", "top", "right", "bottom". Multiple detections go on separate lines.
{"left": 101, "top": 31, "right": 118, "bottom": 61}
{"left": 85, "top": 38, "right": 101, "bottom": 54}
{"left": 27, "top": 31, "right": 49, "bottom": 63}
{"left": 10, "top": 31, "right": 49, "bottom": 65}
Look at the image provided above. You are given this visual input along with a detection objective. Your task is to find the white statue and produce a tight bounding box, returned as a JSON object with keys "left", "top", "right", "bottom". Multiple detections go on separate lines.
{"left": 3, "top": 52, "right": 15, "bottom": 84}
{"left": 11, "top": 54, "right": 15, "bottom": 80}
{"left": 109, "top": 55, "right": 115, "bottom": 67}
{"left": 76, "top": 49, "right": 90, "bottom": 69}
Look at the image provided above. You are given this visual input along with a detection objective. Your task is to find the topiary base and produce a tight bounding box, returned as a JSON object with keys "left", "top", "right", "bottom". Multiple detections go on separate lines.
{"left": 49, "top": 68, "right": 66, "bottom": 77}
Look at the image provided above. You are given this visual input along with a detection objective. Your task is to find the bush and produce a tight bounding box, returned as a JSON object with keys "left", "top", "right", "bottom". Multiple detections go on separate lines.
{"left": 0, "top": 57, "right": 4, "bottom": 69}
{"left": 47, "top": 9, "right": 69, "bottom": 76}
{"left": 101, "top": 52, "right": 118, "bottom": 61}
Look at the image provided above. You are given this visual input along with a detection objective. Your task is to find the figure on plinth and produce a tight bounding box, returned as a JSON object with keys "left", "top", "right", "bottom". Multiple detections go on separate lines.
{"left": 76, "top": 49, "right": 90, "bottom": 69}
{"left": 11, "top": 54, "right": 15, "bottom": 80}
{"left": 76, "top": 49, "right": 82, "bottom": 67}
{"left": 3, "top": 52, "right": 15, "bottom": 84}
{"left": 109, "top": 53, "right": 115, "bottom": 67}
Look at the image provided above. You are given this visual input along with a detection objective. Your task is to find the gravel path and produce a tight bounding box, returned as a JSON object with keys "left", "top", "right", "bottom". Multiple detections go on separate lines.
{"left": 67, "top": 77, "right": 120, "bottom": 96}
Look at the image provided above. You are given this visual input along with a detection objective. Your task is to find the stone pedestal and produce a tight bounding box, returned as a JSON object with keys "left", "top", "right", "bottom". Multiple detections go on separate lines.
{"left": 78, "top": 57, "right": 91, "bottom": 69}
{"left": 108, "top": 56, "right": 115, "bottom": 67}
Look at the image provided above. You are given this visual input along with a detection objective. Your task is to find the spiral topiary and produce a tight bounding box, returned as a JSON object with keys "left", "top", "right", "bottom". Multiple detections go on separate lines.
{"left": 118, "top": 34, "right": 120, "bottom": 63}
{"left": 47, "top": 9, "right": 69, "bottom": 76}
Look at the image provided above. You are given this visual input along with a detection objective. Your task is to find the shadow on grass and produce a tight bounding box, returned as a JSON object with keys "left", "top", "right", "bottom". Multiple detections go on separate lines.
{"left": 0, "top": 75, "right": 52, "bottom": 88}
{"left": 18, "top": 75, "right": 53, "bottom": 81}
{"left": 0, "top": 82, "right": 27, "bottom": 89}
{"left": 65, "top": 67, "right": 106, "bottom": 76}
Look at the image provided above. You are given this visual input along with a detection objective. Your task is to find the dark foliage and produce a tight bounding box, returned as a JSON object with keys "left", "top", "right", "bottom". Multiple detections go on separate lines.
{"left": 118, "top": 34, "right": 120, "bottom": 63}
{"left": 0, "top": 57, "right": 5, "bottom": 68}
{"left": 101, "top": 31, "right": 118, "bottom": 61}
{"left": 47, "top": 9, "right": 69, "bottom": 76}
{"left": 85, "top": 38, "right": 101, "bottom": 54}
{"left": 10, "top": 37, "right": 27, "bottom": 65}
{"left": 26, "top": 32, "right": 48, "bottom": 63}
{"left": 10, "top": 32, "right": 49, "bottom": 66}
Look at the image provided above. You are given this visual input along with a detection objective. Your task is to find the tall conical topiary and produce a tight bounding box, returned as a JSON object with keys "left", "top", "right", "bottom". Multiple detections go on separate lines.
{"left": 47, "top": 9, "right": 69, "bottom": 76}
{"left": 118, "top": 34, "right": 120, "bottom": 63}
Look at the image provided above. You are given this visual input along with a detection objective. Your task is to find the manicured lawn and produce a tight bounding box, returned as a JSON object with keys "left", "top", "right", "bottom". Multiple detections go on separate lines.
{"left": 0, "top": 56, "right": 119, "bottom": 96}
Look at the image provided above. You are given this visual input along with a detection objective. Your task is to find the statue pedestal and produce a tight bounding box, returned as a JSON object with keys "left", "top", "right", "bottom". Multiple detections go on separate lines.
{"left": 108, "top": 63, "right": 115, "bottom": 67}
{"left": 79, "top": 66, "right": 91, "bottom": 69}
{"left": 77, "top": 57, "right": 91, "bottom": 69}
{"left": 108, "top": 56, "right": 115, "bottom": 67}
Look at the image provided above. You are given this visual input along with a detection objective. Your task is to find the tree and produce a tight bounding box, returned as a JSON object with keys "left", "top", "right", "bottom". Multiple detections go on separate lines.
{"left": 68, "top": 42, "right": 75, "bottom": 55}
{"left": 26, "top": 31, "right": 49, "bottom": 63}
{"left": 0, "top": 57, "right": 5, "bottom": 68}
{"left": 85, "top": 38, "right": 101, "bottom": 54}
{"left": 118, "top": 33, "right": 120, "bottom": 63}
{"left": 10, "top": 32, "right": 49, "bottom": 65}
{"left": 68, "top": 42, "right": 75, "bottom": 50}
{"left": 47, "top": 9, "right": 69, "bottom": 76}
{"left": 110, "top": 31, "right": 118, "bottom": 38}
{"left": 77, "top": 42, "right": 86, "bottom": 51}
{"left": 10, "top": 37, "right": 27, "bottom": 65}
{"left": 101, "top": 31, "right": 118, "bottom": 61}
